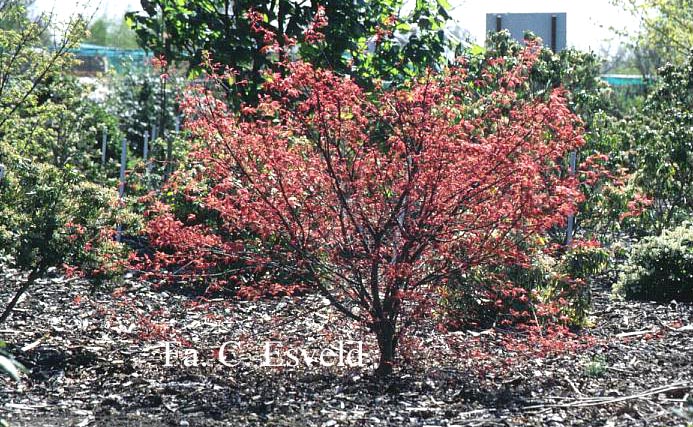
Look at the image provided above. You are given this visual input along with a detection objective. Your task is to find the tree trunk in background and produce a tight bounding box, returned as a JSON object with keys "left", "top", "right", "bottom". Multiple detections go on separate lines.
{"left": 0, "top": 269, "right": 39, "bottom": 324}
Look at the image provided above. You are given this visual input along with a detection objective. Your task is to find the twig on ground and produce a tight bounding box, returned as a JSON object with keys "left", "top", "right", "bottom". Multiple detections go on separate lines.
{"left": 616, "top": 328, "right": 658, "bottom": 338}
{"left": 0, "top": 329, "right": 36, "bottom": 335}
{"left": 524, "top": 381, "right": 692, "bottom": 410}
{"left": 565, "top": 377, "right": 584, "bottom": 397}
{"left": 20, "top": 334, "right": 48, "bottom": 352}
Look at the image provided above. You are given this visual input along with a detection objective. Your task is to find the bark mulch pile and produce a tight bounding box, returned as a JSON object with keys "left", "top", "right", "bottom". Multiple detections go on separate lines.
{"left": 0, "top": 267, "right": 691, "bottom": 426}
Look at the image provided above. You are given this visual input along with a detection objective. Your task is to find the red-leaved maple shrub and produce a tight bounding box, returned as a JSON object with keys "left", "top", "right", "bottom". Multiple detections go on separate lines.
{"left": 141, "top": 42, "right": 585, "bottom": 376}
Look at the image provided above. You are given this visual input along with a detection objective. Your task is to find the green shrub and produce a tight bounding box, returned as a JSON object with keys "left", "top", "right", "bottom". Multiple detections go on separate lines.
{"left": 615, "top": 223, "right": 693, "bottom": 302}
{"left": 624, "top": 52, "right": 693, "bottom": 233}
{"left": 583, "top": 354, "right": 608, "bottom": 377}
{"left": 105, "top": 59, "right": 184, "bottom": 147}
{"left": 0, "top": 341, "right": 23, "bottom": 382}
{"left": 1, "top": 71, "right": 124, "bottom": 184}
{"left": 441, "top": 242, "right": 607, "bottom": 330}
{"left": 63, "top": 180, "right": 140, "bottom": 286}
{"left": 440, "top": 267, "right": 508, "bottom": 329}
{"left": 0, "top": 139, "right": 135, "bottom": 321}
{"left": 529, "top": 244, "right": 607, "bottom": 326}
{"left": 562, "top": 242, "right": 610, "bottom": 279}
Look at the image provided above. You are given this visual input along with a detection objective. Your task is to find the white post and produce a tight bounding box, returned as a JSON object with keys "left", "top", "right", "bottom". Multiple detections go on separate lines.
{"left": 565, "top": 150, "right": 577, "bottom": 245}
{"left": 101, "top": 127, "right": 108, "bottom": 165}
{"left": 144, "top": 132, "right": 151, "bottom": 175}
{"left": 175, "top": 115, "right": 180, "bottom": 134}
{"left": 143, "top": 132, "right": 149, "bottom": 162}
{"left": 116, "top": 138, "right": 127, "bottom": 242}
{"left": 119, "top": 138, "right": 127, "bottom": 198}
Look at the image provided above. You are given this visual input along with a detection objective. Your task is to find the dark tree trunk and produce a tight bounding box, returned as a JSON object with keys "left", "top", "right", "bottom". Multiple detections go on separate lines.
{"left": 0, "top": 269, "right": 39, "bottom": 324}
{"left": 375, "top": 319, "right": 397, "bottom": 377}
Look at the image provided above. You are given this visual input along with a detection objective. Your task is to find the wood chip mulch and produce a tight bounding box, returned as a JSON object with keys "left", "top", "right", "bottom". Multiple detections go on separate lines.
{"left": 1, "top": 267, "right": 691, "bottom": 426}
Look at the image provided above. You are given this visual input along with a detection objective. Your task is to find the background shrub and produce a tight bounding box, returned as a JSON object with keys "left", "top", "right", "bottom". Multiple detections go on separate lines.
{"left": 441, "top": 242, "right": 608, "bottom": 330}
{"left": 615, "top": 223, "right": 693, "bottom": 301}
{"left": 0, "top": 139, "right": 135, "bottom": 299}
{"left": 105, "top": 59, "right": 184, "bottom": 149}
{"left": 470, "top": 32, "right": 643, "bottom": 244}
{"left": 2, "top": 73, "right": 122, "bottom": 183}
{"left": 623, "top": 52, "right": 693, "bottom": 233}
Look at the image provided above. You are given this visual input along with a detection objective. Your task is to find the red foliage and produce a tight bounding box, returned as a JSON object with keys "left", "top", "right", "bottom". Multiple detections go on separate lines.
{"left": 141, "top": 42, "right": 586, "bottom": 375}
{"left": 303, "top": 6, "right": 328, "bottom": 43}
{"left": 620, "top": 192, "right": 653, "bottom": 221}
{"left": 500, "top": 324, "right": 597, "bottom": 358}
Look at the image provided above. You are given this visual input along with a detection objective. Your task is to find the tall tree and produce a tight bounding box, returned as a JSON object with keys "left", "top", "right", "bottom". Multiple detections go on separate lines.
{"left": 0, "top": 0, "right": 85, "bottom": 130}
{"left": 126, "top": 0, "right": 458, "bottom": 96}
{"left": 85, "top": 16, "right": 139, "bottom": 48}
{"left": 613, "top": 0, "right": 693, "bottom": 75}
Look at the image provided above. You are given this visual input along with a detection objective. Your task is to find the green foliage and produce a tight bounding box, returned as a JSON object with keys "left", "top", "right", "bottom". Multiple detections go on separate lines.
{"left": 105, "top": 59, "right": 183, "bottom": 150}
{"left": 615, "top": 223, "right": 693, "bottom": 302}
{"left": 613, "top": 0, "right": 693, "bottom": 75}
{"left": 562, "top": 243, "right": 610, "bottom": 280}
{"left": 442, "top": 243, "right": 606, "bottom": 330}
{"left": 0, "top": 340, "right": 24, "bottom": 427}
{"left": 126, "top": 0, "right": 457, "bottom": 101}
{"left": 86, "top": 16, "right": 108, "bottom": 44}
{"left": 343, "top": 0, "right": 461, "bottom": 88}
{"left": 584, "top": 354, "right": 608, "bottom": 377}
{"left": 531, "top": 245, "right": 606, "bottom": 325}
{"left": 440, "top": 267, "right": 504, "bottom": 329}
{"left": 0, "top": 2, "right": 137, "bottom": 327}
{"left": 2, "top": 73, "right": 122, "bottom": 183}
{"left": 85, "top": 16, "right": 139, "bottom": 49}
{"left": 0, "top": 0, "right": 122, "bottom": 183}
{"left": 0, "top": 2, "right": 130, "bottom": 290}
{"left": 0, "top": 148, "right": 69, "bottom": 270}
{"left": 475, "top": 32, "right": 611, "bottom": 110}
{"left": 0, "top": 140, "right": 133, "bottom": 284}
{"left": 64, "top": 181, "right": 139, "bottom": 285}
{"left": 0, "top": 1, "right": 86, "bottom": 130}
{"left": 0, "top": 341, "right": 24, "bottom": 382}
{"left": 625, "top": 52, "right": 693, "bottom": 231}
{"left": 572, "top": 117, "right": 641, "bottom": 239}
{"left": 124, "top": 132, "right": 191, "bottom": 205}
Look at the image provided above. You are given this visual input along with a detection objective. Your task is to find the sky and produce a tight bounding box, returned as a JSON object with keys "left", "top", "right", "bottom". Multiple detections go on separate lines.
{"left": 31, "top": 0, "right": 640, "bottom": 54}
{"left": 31, "top": 0, "right": 142, "bottom": 22}
{"left": 449, "top": 0, "right": 639, "bottom": 53}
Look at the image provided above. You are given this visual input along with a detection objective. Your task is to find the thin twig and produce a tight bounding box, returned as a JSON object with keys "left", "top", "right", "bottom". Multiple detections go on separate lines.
{"left": 616, "top": 328, "right": 658, "bottom": 338}
{"left": 565, "top": 377, "right": 584, "bottom": 397}
{"left": 524, "top": 382, "right": 692, "bottom": 410}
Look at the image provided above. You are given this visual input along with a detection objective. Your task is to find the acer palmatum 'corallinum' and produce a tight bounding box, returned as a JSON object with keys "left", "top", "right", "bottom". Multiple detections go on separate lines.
{"left": 143, "top": 42, "right": 585, "bottom": 376}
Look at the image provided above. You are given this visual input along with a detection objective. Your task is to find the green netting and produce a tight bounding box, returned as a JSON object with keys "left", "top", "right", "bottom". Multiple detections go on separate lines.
{"left": 601, "top": 74, "right": 645, "bottom": 87}
{"left": 69, "top": 43, "right": 152, "bottom": 73}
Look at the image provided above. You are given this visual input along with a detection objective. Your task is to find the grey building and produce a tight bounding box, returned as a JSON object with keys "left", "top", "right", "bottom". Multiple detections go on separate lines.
{"left": 486, "top": 13, "right": 567, "bottom": 52}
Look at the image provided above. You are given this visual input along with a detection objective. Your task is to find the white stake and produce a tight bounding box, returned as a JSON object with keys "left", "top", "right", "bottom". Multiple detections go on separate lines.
{"left": 101, "top": 127, "right": 107, "bottom": 165}
{"left": 116, "top": 138, "right": 127, "bottom": 242}
{"left": 565, "top": 150, "right": 577, "bottom": 245}
{"left": 143, "top": 132, "right": 149, "bottom": 162}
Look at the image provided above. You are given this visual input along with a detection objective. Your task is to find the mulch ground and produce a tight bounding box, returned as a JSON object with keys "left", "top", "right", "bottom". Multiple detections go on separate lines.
{"left": 0, "top": 266, "right": 691, "bottom": 426}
